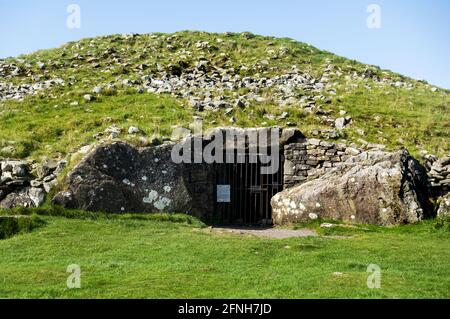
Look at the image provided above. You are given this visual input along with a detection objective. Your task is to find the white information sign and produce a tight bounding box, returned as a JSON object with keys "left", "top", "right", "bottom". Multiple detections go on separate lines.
{"left": 217, "top": 185, "right": 231, "bottom": 203}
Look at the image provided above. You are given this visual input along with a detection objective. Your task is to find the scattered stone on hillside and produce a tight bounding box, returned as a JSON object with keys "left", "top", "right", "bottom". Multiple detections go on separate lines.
{"left": 0, "top": 146, "right": 15, "bottom": 156}
{"left": 136, "top": 87, "right": 145, "bottom": 94}
{"left": 2, "top": 46, "right": 339, "bottom": 110}
{"left": 356, "top": 129, "right": 365, "bottom": 136}
{"left": 278, "top": 112, "right": 289, "bottom": 120}
{"left": 0, "top": 31, "right": 435, "bottom": 135}
{"left": 92, "top": 86, "right": 103, "bottom": 94}
{"left": 1, "top": 160, "right": 28, "bottom": 177}
{"left": 334, "top": 117, "right": 352, "bottom": 130}
{"left": 105, "top": 125, "right": 122, "bottom": 139}
{"left": 128, "top": 126, "right": 140, "bottom": 134}
{"left": 0, "top": 77, "right": 65, "bottom": 101}
{"left": 437, "top": 193, "right": 450, "bottom": 217}
{"left": 272, "top": 150, "right": 432, "bottom": 226}
{"left": 314, "top": 129, "right": 339, "bottom": 140}
{"left": 84, "top": 94, "right": 95, "bottom": 102}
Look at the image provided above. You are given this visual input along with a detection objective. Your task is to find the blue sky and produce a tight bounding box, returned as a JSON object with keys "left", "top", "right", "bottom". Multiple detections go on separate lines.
{"left": 1, "top": 0, "right": 449, "bottom": 88}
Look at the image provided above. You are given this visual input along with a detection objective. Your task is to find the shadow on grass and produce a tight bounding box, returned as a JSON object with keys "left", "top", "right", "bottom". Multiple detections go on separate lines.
{"left": 0, "top": 215, "right": 46, "bottom": 240}
{"left": 0, "top": 205, "right": 206, "bottom": 228}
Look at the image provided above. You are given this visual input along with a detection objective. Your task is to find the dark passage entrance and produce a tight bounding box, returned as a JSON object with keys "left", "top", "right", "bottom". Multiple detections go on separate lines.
{"left": 213, "top": 151, "right": 284, "bottom": 226}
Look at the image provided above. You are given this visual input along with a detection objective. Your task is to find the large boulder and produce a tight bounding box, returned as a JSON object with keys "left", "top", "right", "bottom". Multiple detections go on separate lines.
{"left": 271, "top": 150, "right": 432, "bottom": 226}
{"left": 437, "top": 193, "right": 450, "bottom": 218}
{"left": 52, "top": 142, "right": 195, "bottom": 214}
{"left": 52, "top": 128, "right": 302, "bottom": 218}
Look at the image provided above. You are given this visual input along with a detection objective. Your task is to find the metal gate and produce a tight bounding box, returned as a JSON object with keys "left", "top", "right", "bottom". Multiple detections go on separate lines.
{"left": 213, "top": 151, "right": 284, "bottom": 226}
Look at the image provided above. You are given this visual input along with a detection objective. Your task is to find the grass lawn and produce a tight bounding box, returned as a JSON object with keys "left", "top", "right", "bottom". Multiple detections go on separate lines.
{"left": 0, "top": 212, "right": 449, "bottom": 299}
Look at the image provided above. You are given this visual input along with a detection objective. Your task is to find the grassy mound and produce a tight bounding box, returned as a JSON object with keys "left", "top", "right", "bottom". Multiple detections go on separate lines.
{"left": 0, "top": 31, "right": 448, "bottom": 161}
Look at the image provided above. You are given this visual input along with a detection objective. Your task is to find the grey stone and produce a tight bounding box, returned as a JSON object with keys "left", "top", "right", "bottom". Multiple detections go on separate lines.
{"left": 335, "top": 117, "right": 347, "bottom": 129}
{"left": 105, "top": 125, "right": 122, "bottom": 139}
{"left": 284, "top": 160, "right": 295, "bottom": 175}
{"left": 84, "top": 94, "right": 95, "bottom": 102}
{"left": 30, "top": 180, "right": 43, "bottom": 188}
{"left": 128, "top": 126, "right": 140, "bottom": 134}
{"left": 92, "top": 86, "right": 103, "bottom": 94}
{"left": 37, "top": 159, "right": 58, "bottom": 179}
{"left": 272, "top": 150, "right": 432, "bottom": 226}
{"left": 437, "top": 193, "right": 450, "bottom": 217}
{"left": 28, "top": 187, "right": 45, "bottom": 206}
{"left": 308, "top": 138, "right": 321, "bottom": 146}
{"left": 52, "top": 142, "right": 195, "bottom": 215}
{"left": 280, "top": 129, "right": 304, "bottom": 145}
{"left": 0, "top": 187, "right": 43, "bottom": 209}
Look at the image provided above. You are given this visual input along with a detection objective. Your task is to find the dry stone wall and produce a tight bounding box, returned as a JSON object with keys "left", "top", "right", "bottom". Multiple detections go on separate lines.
{"left": 0, "top": 159, "right": 66, "bottom": 209}
{"left": 283, "top": 138, "right": 363, "bottom": 188}
{"left": 423, "top": 155, "right": 450, "bottom": 195}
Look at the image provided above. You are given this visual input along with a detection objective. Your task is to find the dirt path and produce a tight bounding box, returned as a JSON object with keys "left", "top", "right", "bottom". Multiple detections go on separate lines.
{"left": 210, "top": 227, "right": 317, "bottom": 239}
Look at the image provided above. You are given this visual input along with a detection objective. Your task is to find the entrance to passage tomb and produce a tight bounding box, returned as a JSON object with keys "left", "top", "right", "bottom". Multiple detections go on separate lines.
{"left": 213, "top": 150, "right": 284, "bottom": 226}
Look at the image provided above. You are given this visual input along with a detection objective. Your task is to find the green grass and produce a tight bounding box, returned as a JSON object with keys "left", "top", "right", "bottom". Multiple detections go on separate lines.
{"left": 0, "top": 215, "right": 45, "bottom": 240}
{"left": 0, "top": 92, "right": 193, "bottom": 159}
{"left": 0, "top": 211, "right": 449, "bottom": 298}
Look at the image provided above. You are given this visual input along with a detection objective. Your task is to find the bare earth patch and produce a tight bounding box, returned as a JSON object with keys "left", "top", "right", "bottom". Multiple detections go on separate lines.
{"left": 209, "top": 227, "right": 317, "bottom": 239}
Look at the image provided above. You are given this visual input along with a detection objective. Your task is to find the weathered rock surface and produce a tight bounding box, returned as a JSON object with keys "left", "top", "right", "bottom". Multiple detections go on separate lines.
{"left": 0, "top": 158, "right": 65, "bottom": 209}
{"left": 52, "top": 128, "right": 301, "bottom": 217}
{"left": 0, "top": 187, "right": 45, "bottom": 209}
{"left": 52, "top": 142, "right": 194, "bottom": 214}
{"left": 272, "top": 150, "right": 432, "bottom": 226}
{"left": 437, "top": 193, "right": 450, "bottom": 218}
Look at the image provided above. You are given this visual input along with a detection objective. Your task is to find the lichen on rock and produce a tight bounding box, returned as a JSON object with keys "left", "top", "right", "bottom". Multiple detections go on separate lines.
{"left": 272, "top": 150, "right": 433, "bottom": 226}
